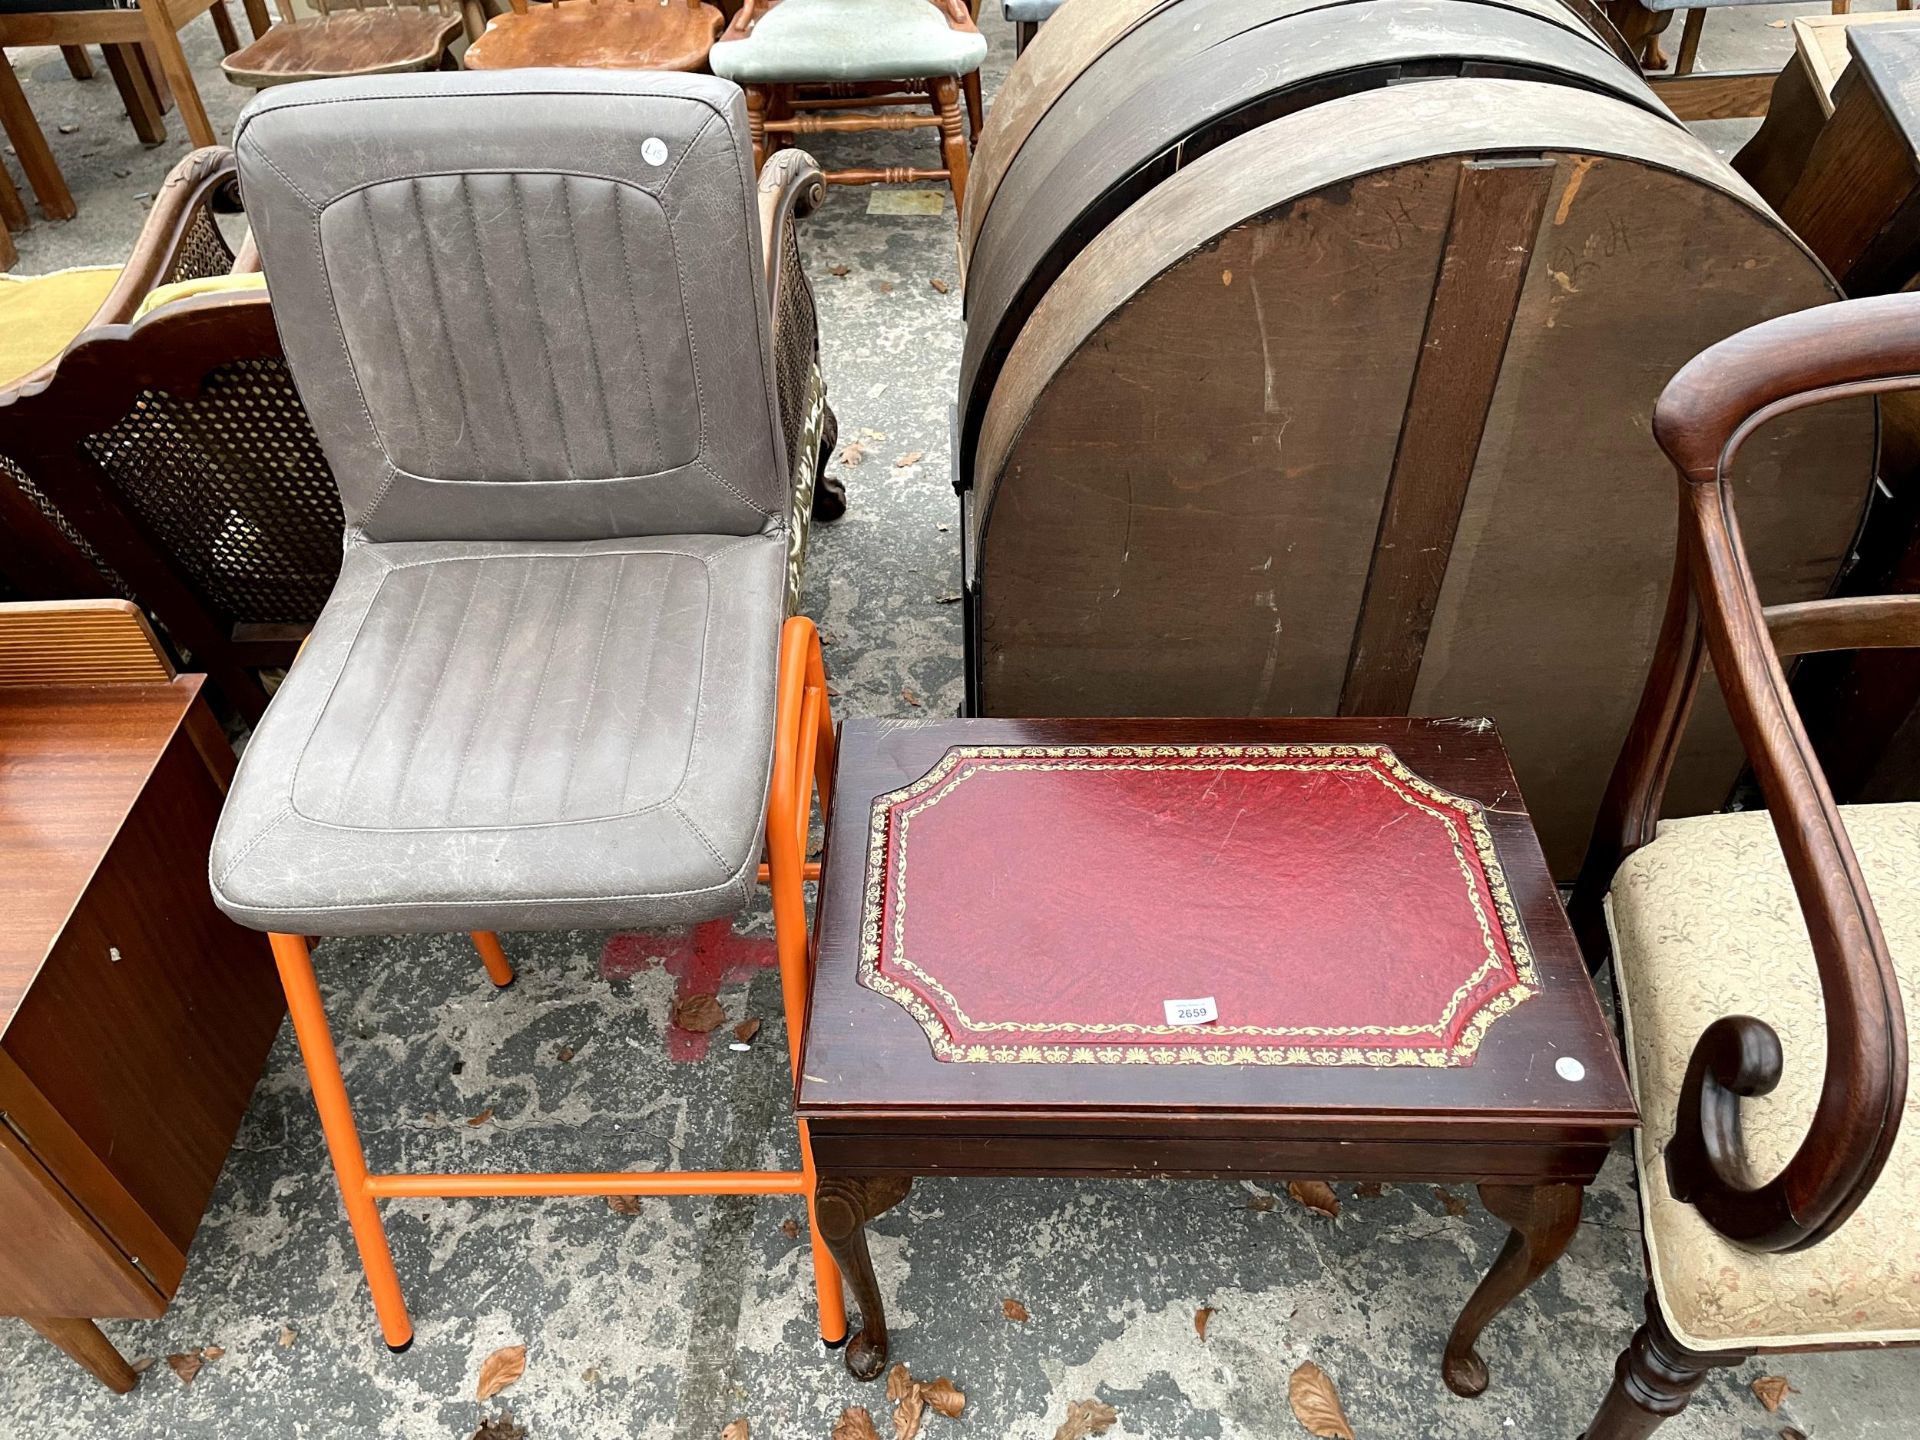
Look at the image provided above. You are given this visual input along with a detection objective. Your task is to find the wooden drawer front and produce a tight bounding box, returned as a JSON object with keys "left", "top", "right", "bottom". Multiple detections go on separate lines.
{"left": 0, "top": 1124, "right": 160, "bottom": 1320}
{"left": 3, "top": 722, "right": 282, "bottom": 1290}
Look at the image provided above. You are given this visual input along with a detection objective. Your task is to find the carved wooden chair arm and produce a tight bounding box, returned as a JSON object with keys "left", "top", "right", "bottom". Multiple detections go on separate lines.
{"left": 88, "top": 147, "right": 243, "bottom": 331}
{"left": 1579, "top": 293, "right": 1919, "bottom": 1254}
{"left": 758, "top": 147, "right": 827, "bottom": 310}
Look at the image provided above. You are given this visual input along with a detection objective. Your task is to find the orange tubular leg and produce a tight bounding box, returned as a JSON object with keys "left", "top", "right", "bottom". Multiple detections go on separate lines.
{"left": 264, "top": 618, "right": 847, "bottom": 1350}
{"left": 768, "top": 613, "right": 848, "bottom": 1347}
{"left": 470, "top": 930, "right": 515, "bottom": 988}
{"left": 269, "top": 932, "right": 415, "bottom": 1353}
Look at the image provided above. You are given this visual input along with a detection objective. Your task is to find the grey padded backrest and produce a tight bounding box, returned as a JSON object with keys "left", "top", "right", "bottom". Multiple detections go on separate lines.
{"left": 234, "top": 70, "right": 787, "bottom": 543}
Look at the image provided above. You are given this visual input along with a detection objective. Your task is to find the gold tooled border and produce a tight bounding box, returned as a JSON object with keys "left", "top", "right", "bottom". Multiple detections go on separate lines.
{"left": 857, "top": 744, "right": 1537, "bottom": 1067}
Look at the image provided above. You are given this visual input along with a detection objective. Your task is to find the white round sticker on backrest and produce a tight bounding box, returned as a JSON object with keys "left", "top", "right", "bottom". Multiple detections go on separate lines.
{"left": 1555, "top": 1056, "right": 1586, "bottom": 1083}
{"left": 642, "top": 137, "right": 669, "bottom": 166}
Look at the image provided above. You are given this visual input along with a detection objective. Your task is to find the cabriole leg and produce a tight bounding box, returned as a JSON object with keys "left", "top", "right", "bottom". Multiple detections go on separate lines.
{"left": 1443, "top": 1182, "right": 1583, "bottom": 1396}
{"left": 814, "top": 1174, "right": 911, "bottom": 1381}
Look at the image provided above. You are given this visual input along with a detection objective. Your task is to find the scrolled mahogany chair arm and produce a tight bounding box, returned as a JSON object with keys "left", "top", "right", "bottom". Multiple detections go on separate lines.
{"left": 1583, "top": 294, "right": 1918, "bottom": 1254}
{"left": 89, "top": 147, "right": 242, "bottom": 330}
{"left": 758, "top": 148, "right": 826, "bottom": 315}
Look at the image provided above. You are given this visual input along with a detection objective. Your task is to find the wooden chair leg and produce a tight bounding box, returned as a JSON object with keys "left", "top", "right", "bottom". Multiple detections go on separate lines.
{"left": 138, "top": 3, "right": 216, "bottom": 147}
{"left": 962, "top": 69, "right": 983, "bottom": 143}
{"left": 269, "top": 933, "right": 415, "bottom": 1352}
{"left": 1674, "top": 9, "right": 1705, "bottom": 76}
{"left": 0, "top": 157, "right": 27, "bottom": 233}
{"left": 25, "top": 1319, "right": 138, "bottom": 1394}
{"left": 242, "top": 0, "right": 270, "bottom": 38}
{"left": 0, "top": 54, "right": 76, "bottom": 222}
{"left": 136, "top": 41, "right": 173, "bottom": 113}
{"left": 104, "top": 44, "right": 167, "bottom": 146}
{"left": 1015, "top": 18, "right": 1035, "bottom": 52}
{"left": 61, "top": 46, "right": 97, "bottom": 80}
{"left": 1831, "top": 0, "right": 1851, "bottom": 12}
{"left": 1578, "top": 1291, "right": 1745, "bottom": 1440}
{"left": 210, "top": 0, "right": 241, "bottom": 55}
{"left": 932, "top": 76, "right": 969, "bottom": 214}
{"left": 746, "top": 86, "right": 768, "bottom": 173}
{"left": 0, "top": 217, "right": 16, "bottom": 272}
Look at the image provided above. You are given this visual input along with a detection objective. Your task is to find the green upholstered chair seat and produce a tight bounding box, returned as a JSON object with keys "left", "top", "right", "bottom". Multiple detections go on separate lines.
{"left": 710, "top": 0, "right": 987, "bottom": 82}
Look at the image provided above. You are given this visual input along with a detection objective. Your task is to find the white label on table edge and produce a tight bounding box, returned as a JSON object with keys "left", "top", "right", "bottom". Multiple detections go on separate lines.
{"left": 1163, "top": 996, "right": 1219, "bottom": 1026}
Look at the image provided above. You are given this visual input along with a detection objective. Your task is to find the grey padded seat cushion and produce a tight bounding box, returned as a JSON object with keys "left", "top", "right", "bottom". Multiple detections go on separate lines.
{"left": 210, "top": 533, "right": 786, "bottom": 935}
{"left": 710, "top": 0, "right": 988, "bottom": 82}
{"left": 1003, "top": 0, "right": 1063, "bottom": 21}
{"left": 233, "top": 70, "right": 790, "bottom": 545}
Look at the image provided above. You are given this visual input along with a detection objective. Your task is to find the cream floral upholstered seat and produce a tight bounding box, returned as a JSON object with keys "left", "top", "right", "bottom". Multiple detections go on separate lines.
{"left": 1608, "top": 803, "right": 1920, "bottom": 1351}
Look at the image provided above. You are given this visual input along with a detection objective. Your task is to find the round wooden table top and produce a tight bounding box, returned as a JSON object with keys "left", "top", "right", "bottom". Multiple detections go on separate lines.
{"left": 463, "top": 0, "right": 723, "bottom": 72}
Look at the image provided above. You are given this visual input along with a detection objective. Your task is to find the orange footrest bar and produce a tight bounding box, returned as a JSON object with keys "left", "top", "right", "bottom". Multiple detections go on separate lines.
{"left": 365, "top": 1170, "right": 809, "bottom": 1200}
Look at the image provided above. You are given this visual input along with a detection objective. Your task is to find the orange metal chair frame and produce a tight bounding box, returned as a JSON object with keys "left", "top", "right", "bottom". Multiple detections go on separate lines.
{"left": 267, "top": 614, "right": 847, "bottom": 1352}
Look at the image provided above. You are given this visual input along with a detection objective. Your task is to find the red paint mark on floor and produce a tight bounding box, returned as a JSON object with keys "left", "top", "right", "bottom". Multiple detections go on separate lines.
{"left": 599, "top": 918, "right": 776, "bottom": 1061}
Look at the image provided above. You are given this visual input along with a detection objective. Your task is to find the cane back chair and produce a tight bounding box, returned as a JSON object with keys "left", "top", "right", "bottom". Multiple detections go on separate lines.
{"left": 0, "top": 146, "right": 343, "bottom": 723}
{"left": 1571, "top": 294, "right": 1920, "bottom": 1437}
{"left": 214, "top": 69, "right": 848, "bottom": 1352}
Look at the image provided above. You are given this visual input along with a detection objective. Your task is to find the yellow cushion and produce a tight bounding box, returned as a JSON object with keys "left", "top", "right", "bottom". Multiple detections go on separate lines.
{"left": 0, "top": 266, "right": 121, "bottom": 390}
{"left": 134, "top": 270, "right": 268, "bottom": 320}
{"left": 1609, "top": 803, "right": 1920, "bottom": 1350}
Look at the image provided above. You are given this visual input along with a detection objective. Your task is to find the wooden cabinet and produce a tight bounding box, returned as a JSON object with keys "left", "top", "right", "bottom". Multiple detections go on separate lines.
{"left": 0, "top": 603, "right": 284, "bottom": 1390}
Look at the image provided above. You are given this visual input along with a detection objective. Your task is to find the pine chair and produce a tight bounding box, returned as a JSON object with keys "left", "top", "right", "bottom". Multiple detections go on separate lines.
{"left": 711, "top": 0, "right": 986, "bottom": 212}
{"left": 220, "top": 0, "right": 471, "bottom": 90}
{"left": 213, "top": 69, "right": 848, "bottom": 1353}
{"left": 461, "top": 0, "right": 723, "bottom": 73}
{"left": 1571, "top": 294, "right": 1919, "bottom": 1438}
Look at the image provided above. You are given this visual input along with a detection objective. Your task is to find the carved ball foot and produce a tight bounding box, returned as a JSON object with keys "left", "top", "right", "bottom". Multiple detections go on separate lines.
{"left": 1442, "top": 1347, "right": 1489, "bottom": 1398}
{"left": 844, "top": 1326, "right": 889, "bottom": 1381}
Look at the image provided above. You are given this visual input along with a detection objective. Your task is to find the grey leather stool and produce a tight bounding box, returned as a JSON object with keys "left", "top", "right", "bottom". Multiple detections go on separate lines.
{"left": 210, "top": 69, "right": 849, "bottom": 1353}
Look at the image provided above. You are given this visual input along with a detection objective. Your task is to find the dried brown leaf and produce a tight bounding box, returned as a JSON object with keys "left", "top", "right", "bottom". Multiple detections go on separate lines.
{"left": 473, "top": 1417, "right": 527, "bottom": 1440}
{"left": 832, "top": 1407, "right": 883, "bottom": 1440}
{"left": 467, "top": 1107, "right": 495, "bottom": 1127}
{"left": 733, "top": 1018, "right": 761, "bottom": 1044}
{"left": 674, "top": 993, "right": 726, "bottom": 1033}
{"left": 607, "top": 1194, "right": 642, "bottom": 1216}
{"left": 780, "top": 1217, "right": 801, "bottom": 1240}
{"left": 903, "top": 688, "right": 923, "bottom": 707}
{"left": 200, "top": 1346, "right": 225, "bottom": 1361}
{"left": 838, "top": 442, "right": 867, "bottom": 466}
{"left": 1434, "top": 1187, "right": 1469, "bottom": 1218}
{"left": 166, "top": 1353, "right": 203, "bottom": 1384}
{"left": 477, "top": 1344, "right": 527, "bottom": 1401}
{"left": 557, "top": 1044, "right": 576, "bottom": 1063}
{"left": 878, "top": 281, "right": 895, "bottom": 294}
{"left": 1053, "top": 1398, "right": 1119, "bottom": 1440}
{"left": 1195, "top": 1306, "right": 1215, "bottom": 1341}
{"left": 278, "top": 1326, "right": 297, "bottom": 1348}
{"left": 1288, "top": 1180, "right": 1340, "bottom": 1217}
{"left": 1354, "top": 1182, "right": 1385, "bottom": 1200}
{"left": 930, "top": 277, "right": 950, "bottom": 294}
{"left": 894, "top": 451, "right": 925, "bottom": 468}
{"left": 1752, "top": 1376, "right": 1796, "bottom": 1413}
{"left": 1002, "top": 1298, "right": 1030, "bottom": 1322}
{"left": 922, "top": 1379, "right": 965, "bottom": 1419}
{"left": 893, "top": 1386, "right": 925, "bottom": 1440}
{"left": 721, "top": 1420, "right": 751, "bottom": 1440}
{"left": 1780, "top": 1430, "right": 1807, "bottom": 1440}
{"left": 1288, "top": 1362, "right": 1355, "bottom": 1439}
{"left": 886, "top": 1364, "right": 914, "bottom": 1403}
{"left": 828, "top": 264, "right": 851, "bottom": 277}
{"left": 1246, "top": 1194, "right": 1276, "bottom": 1213}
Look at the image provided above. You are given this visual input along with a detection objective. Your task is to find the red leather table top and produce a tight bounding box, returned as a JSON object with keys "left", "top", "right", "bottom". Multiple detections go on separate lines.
{"left": 799, "top": 718, "right": 1634, "bottom": 1176}
{"left": 863, "top": 743, "right": 1533, "bottom": 1069}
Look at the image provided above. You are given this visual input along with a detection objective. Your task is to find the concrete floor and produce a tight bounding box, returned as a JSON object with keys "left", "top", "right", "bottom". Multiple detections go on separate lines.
{"left": 2, "top": 4, "right": 1916, "bottom": 1437}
